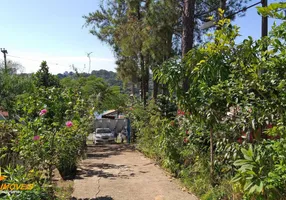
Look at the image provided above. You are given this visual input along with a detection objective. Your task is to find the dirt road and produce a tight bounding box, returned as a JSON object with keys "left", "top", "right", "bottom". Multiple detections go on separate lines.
{"left": 71, "top": 144, "right": 198, "bottom": 200}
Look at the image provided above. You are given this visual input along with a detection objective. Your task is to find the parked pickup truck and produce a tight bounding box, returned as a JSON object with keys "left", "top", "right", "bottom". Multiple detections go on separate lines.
{"left": 93, "top": 128, "right": 115, "bottom": 144}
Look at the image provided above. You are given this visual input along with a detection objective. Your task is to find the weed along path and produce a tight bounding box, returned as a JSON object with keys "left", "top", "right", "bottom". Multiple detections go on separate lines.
{"left": 71, "top": 144, "right": 198, "bottom": 200}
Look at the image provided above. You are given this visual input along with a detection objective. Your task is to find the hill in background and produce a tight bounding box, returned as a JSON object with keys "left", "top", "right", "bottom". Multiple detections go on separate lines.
{"left": 57, "top": 69, "right": 123, "bottom": 88}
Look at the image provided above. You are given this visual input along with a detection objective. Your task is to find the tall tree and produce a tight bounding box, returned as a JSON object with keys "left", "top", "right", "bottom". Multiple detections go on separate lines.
{"left": 84, "top": 0, "right": 150, "bottom": 105}
{"left": 61, "top": 75, "right": 127, "bottom": 112}
{"left": 181, "top": 0, "right": 250, "bottom": 91}
{"left": 116, "top": 56, "right": 139, "bottom": 95}
{"left": 143, "top": 0, "right": 181, "bottom": 99}
{"left": 33, "top": 61, "right": 60, "bottom": 88}
{"left": 182, "top": 0, "right": 196, "bottom": 92}
{"left": 0, "top": 60, "right": 24, "bottom": 74}
{"left": 182, "top": 0, "right": 196, "bottom": 56}
{"left": 84, "top": 0, "right": 250, "bottom": 102}
{"left": 0, "top": 63, "right": 34, "bottom": 117}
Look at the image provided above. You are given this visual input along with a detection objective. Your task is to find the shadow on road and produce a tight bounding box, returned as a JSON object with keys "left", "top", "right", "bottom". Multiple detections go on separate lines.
{"left": 70, "top": 196, "right": 113, "bottom": 200}
{"left": 75, "top": 144, "right": 136, "bottom": 180}
{"left": 76, "top": 168, "right": 117, "bottom": 179}
{"left": 85, "top": 144, "right": 135, "bottom": 159}
{"left": 86, "top": 163, "right": 126, "bottom": 169}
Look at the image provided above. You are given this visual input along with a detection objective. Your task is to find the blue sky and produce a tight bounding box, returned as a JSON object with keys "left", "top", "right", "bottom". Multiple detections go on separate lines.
{"left": 0, "top": 0, "right": 282, "bottom": 74}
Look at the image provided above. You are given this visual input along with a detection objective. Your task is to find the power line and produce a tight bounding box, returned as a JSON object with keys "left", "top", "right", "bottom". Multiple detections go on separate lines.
{"left": 6, "top": 54, "right": 69, "bottom": 68}
{"left": 201, "top": 1, "right": 263, "bottom": 29}
{"left": 227, "top": 1, "right": 262, "bottom": 19}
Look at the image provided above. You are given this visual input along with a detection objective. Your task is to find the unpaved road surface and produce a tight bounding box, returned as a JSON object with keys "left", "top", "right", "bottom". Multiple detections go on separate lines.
{"left": 72, "top": 144, "right": 198, "bottom": 200}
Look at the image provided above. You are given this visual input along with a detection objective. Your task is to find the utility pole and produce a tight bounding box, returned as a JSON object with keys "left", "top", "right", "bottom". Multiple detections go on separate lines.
{"left": 0, "top": 48, "right": 8, "bottom": 72}
{"left": 86, "top": 52, "right": 93, "bottom": 74}
{"left": 261, "top": 0, "right": 268, "bottom": 38}
{"left": 259, "top": 0, "right": 268, "bottom": 76}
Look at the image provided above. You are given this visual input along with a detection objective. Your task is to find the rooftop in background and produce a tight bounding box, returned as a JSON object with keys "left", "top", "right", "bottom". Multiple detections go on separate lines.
{"left": 95, "top": 109, "right": 126, "bottom": 120}
{"left": 102, "top": 110, "right": 118, "bottom": 119}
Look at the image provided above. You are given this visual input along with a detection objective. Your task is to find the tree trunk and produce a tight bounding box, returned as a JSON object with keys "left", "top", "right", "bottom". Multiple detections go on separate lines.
{"left": 140, "top": 54, "right": 147, "bottom": 106}
{"left": 135, "top": 1, "right": 148, "bottom": 107}
{"left": 158, "top": 30, "right": 173, "bottom": 97}
{"left": 140, "top": 72, "right": 144, "bottom": 102}
{"left": 162, "top": 84, "right": 168, "bottom": 96}
{"left": 210, "top": 128, "right": 214, "bottom": 186}
{"left": 182, "top": 0, "right": 196, "bottom": 92}
{"left": 131, "top": 83, "right": 135, "bottom": 96}
{"left": 166, "top": 30, "right": 173, "bottom": 58}
{"left": 145, "top": 57, "right": 149, "bottom": 103}
{"left": 153, "top": 80, "right": 158, "bottom": 100}
{"left": 145, "top": 67, "right": 149, "bottom": 103}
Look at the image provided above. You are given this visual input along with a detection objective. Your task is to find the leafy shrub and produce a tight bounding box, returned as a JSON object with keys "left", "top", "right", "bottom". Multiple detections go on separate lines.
{"left": 56, "top": 129, "right": 87, "bottom": 179}
{"left": 0, "top": 165, "right": 50, "bottom": 200}
{"left": 13, "top": 87, "right": 93, "bottom": 183}
{"left": 0, "top": 122, "right": 18, "bottom": 168}
{"left": 131, "top": 4, "right": 286, "bottom": 199}
{"left": 232, "top": 140, "right": 286, "bottom": 199}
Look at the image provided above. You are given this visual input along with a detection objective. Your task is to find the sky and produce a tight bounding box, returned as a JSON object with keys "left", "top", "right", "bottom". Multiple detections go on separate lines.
{"left": 0, "top": 0, "right": 283, "bottom": 74}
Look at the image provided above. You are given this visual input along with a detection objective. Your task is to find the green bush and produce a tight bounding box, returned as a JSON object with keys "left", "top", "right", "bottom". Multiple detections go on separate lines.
{"left": 129, "top": 4, "right": 286, "bottom": 199}
{"left": 0, "top": 165, "right": 51, "bottom": 200}
{"left": 0, "top": 122, "right": 18, "bottom": 168}
{"left": 232, "top": 139, "right": 286, "bottom": 199}
{"left": 10, "top": 87, "right": 93, "bottom": 195}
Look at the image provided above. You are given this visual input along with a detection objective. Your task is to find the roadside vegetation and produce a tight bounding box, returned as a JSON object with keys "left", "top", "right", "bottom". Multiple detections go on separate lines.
{"left": 0, "top": 61, "right": 127, "bottom": 199}
{"left": 1, "top": 0, "right": 286, "bottom": 199}
{"left": 126, "top": 6, "right": 286, "bottom": 200}
{"left": 84, "top": 0, "right": 286, "bottom": 199}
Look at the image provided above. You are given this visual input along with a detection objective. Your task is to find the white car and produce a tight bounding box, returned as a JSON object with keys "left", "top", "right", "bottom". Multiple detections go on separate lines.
{"left": 93, "top": 128, "right": 115, "bottom": 144}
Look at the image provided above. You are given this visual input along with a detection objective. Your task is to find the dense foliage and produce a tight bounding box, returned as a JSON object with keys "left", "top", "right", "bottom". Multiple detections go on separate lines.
{"left": 33, "top": 61, "right": 60, "bottom": 88}
{"left": 14, "top": 87, "right": 93, "bottom": 179}
{"left": 0, "top": 68, "right": 34, "bottom": 117}
{"left": 128, "top": 4, "right": 286, "bottom": 200}
{"left": 0, "top": 60, "right": 127, "bottom": 198}
{"left": 57, "top": 69, "right": 124, "bottom": 89}
{"left": 1, "top": 1, "right": 285, "bottom": 199}
{"left": 60, "top": 75, "right": 128, "bottom": 112}
{"left": 84, "top": 0, "right": 250, "bottom": 104}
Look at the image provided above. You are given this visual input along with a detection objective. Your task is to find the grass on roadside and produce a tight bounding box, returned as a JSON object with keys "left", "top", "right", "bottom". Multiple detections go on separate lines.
{"left": 54, "top": 180, "right": 74, "bottom": 200}
{"left": 53, "top": 168, "right": 74, "bottom": 199}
